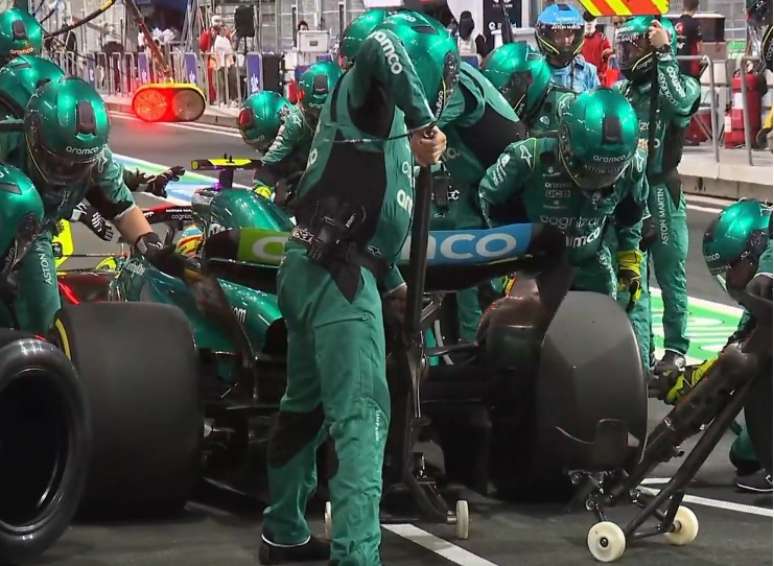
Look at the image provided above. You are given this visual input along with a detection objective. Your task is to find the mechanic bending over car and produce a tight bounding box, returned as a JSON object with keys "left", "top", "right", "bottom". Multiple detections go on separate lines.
{"left": 250, "top": 61, "right": 342, "bottom": 206}
{"left": 478, "top": 88, "right": 647, "bottom": 299}
{"left": 656, "top": 199, "right": 773, "bottom": 493}
{"left": 0, "top": 53, "right": 183, "bottom": 243}
{"left": 535, "top": 3, "right": 599, "bottom": 93}
{"left": 0, "top": 76, "right": 163, "bottom": 333}
{"left": 613, "top": 16, "right": 701, "bottom": 374}
{"left": 259, "top": 11, "right": 455, "bottom": 565}
{"left": 431, "top": 43, "right": 527, "bottom": 341}
{"left": 482, "top": 42, "right": 576, "bottom": 137}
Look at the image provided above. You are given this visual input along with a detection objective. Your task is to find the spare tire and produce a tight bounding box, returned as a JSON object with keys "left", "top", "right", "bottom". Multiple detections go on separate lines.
{"left": 52, "top": 303, "right": 201, "bottom": 514}
{"left": 0, "top": 333, "right": 91, "bottom": 564}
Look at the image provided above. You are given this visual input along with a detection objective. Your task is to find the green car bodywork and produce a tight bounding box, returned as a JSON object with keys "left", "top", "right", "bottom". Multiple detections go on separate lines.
{"left": 111, "top": 184, "right": 293, "bottom": 384}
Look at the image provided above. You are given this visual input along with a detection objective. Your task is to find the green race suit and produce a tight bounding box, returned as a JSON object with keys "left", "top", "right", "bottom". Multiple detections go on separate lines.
{"left": 262, "top": 28, "right": 435, "bottom": 566}
{"left": 615, "top": 52, "right": 701, "bottom": 366}
{"left": 479, "top": 136, "right": 647, "bottom": 296}
{"left": 254, "top": 104, "right": 315, "bottom": 197}
{"left": 0, "top": 134, "right": 134, "bottom": 333}
{"left": 434, "top": 62, "right": 526, "bottom": 339}
{"left": 526, "top": 87, "right": 575, "bottom": 137}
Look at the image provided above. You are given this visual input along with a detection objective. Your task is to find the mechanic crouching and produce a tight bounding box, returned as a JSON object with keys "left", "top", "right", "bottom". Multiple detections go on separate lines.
{"left": 0, "top": 76, "right": 169, "bottom": 333}
{"left": 259, "top": 11, "right": 456, "bottom": 565}
{"left": 478, "top": 88, "right": 647, "bottom": 299}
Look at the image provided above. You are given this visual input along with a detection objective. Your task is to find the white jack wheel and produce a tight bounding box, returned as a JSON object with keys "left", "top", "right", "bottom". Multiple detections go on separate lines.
{"left": 455, "top": 500, "right": 470, "bottom": 540}
{"left": 587, "top": 521, "right": 626, "bottom": 562}
{"left": 323, "top": 501, "right": 332, "bottom": 541}
{"left": 664, "top": 506, "right": 699, "bottom": 546}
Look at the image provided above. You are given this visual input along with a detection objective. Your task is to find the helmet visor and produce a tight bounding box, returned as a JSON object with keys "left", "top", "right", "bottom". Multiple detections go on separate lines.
{"left": 503, "top": 70, "right": 533, "bottom": 117}
{"left": 559, "top": 132, "right": 629, "bottom": 190}
{"left": 27, "top": 127, "right": 98, "bottom": 186}
{"left": 615, "top": 31, "right": 651, "bottom": 71}
{"left": 436, "top": 52, "right": 460, "bottom": 119}
{"left": 537, "top": 23, "right": 583, "bottom": 64}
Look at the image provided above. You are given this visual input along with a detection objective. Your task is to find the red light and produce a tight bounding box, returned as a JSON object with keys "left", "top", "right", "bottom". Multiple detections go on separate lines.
{"left": 132, "top": 88, "right": 170, "bottom": 122}
{"left": 58, "top": 281, "right": 81, "bottom": 305}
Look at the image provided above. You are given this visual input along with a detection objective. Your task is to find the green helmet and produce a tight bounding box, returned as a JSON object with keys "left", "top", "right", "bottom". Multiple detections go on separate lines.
{"left": 25, "top": 77, "right": 110, "bottom": 187}
{"left": 558, "top": 88, "right": 638, "bottom": 190}
{"left": 0, "top": 9, "right": 43, "bottom": 67}
{"left": 373, "top": 11, "right": 459, "bottom": 121}
{"left": 0, "top": 55, "right": 64, "bottom": 117}
{"left": 703, "top": 199, "right": 772, "bottom": 294}
{"left": 298, "top": 61, "right": 342, "bottom": 118}
{"left": 340, "top": 9, "right": 389, "bottom": 69}
{"left": 615, "top": 16, "right": 675, "bottom": 83}
{"left": 238, "top": 91, "right": 292, "bottom": 152}
{"left": 482, "top": 43, "right": 552, "bottom": 121}
{"left": 0, "top": 162, "right": 43, "bottom": 266}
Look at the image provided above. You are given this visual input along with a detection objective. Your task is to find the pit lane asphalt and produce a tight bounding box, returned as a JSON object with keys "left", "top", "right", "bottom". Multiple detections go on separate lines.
{"left": 41, "top": 114, "right": 771, "bottom": 566}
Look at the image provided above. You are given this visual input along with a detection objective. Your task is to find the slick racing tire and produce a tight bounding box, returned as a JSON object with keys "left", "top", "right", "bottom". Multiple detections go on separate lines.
{"left": 0, "top": 330, "right": 91, "bottom": 564}
{"left": 52, "top": 303, "right": 201, "bottom": 515}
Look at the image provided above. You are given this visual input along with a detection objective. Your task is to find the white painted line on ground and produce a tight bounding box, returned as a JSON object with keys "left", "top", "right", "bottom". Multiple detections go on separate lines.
{"left": 110, "top": 110, "right": 242, "bottom": 138}
{"left": 641, "top": 478, "right": 672, "bottom": 485}
{"left": 640, "top": 487, "right": 774, "bottom": 518}
{"left": 383, "top": 524, "right": 500, "bottom": 566}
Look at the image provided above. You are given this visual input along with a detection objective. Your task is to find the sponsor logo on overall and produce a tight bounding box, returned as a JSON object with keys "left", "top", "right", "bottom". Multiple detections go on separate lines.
{"left": 40, "top": 255, "right": 53, "bottom": 285}
{"left": 233, "top": 307, "right": 247, "bottom": 324}
{"left": 399, "top": 224, "right": 532, "bottom": 265}
{"left": 656, "top": 189, "right": 670, "bottom": 244}
{"left": 373, "top": 31, "right": 403, "bottom": 75}
{"left": 125, "top": 260, "right": 146, "bottom": 277}
{"left": 397, "top": 188, "right": 413, "bottom": 213}
{"left": 565, "top": 225, "right": 603, "bottom": 248}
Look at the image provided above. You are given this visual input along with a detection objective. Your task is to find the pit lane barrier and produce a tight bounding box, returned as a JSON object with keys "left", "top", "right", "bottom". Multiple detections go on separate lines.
{"left": 54, "top": 48, "right": 770, "bottom": 199}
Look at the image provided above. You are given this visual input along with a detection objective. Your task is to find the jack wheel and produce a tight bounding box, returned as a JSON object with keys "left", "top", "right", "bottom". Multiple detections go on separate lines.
{"left": 664, "top": 506, "right": 699, "bottom": 546}
{"left": 587, "top": 521, "right": 626, "bottom": 562}
{"left": 455, "top": 500, "right": 469, "bottom": 540}
{"left": 323, "top": 501, "right": 332, "bottom": 541}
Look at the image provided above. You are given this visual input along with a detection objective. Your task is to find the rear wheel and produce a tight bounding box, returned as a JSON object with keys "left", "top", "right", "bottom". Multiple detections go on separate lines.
{"left": 53, "top": 303, "right": 202, "bottom": 515}
{"left": 0, "top": 333, "right": 91, "bottom": 563}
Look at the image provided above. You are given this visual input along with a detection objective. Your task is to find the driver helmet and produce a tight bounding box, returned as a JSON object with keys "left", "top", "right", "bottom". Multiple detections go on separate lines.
{"left": 703, "top": 199, "right": 772, "bottom": 296}
{"left": 24, "top": 77, "right": 110, "bottom": 188}
{"left": 482, "top": 42, "right": 552, "bottom": 122}
{"left": 0, "top": 55, "right": 64, "bottom": 117}
{"left": 615, "top": 16, "right": 677, "bottom": 83}
{"left": 237, "top": 91, "right": 292, "bottom": 153}
{"left": 535, "top": 3, "right": 585, "bottom": 69}
{"left": 339, "top": 8, "right": 390, "bottom": 69}
{"left": 0, "top": 8, "right": 43, "bottom": 68}
{"left": 297, "top": 60, "right": 342, "bottom": 124}
{"left": 558, "top": 88, "right": 638, "bottom": 191}
{"left": 372, "top": 11, "right": 460, "bottom": 121}
{"left": 747, "top": 0, "right": 772, "bottom": 69}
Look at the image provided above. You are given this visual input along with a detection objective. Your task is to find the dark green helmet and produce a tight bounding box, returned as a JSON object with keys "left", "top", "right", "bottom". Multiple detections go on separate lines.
{"left": 298, "top": 60, "right": 342, "bottom": 117}
{"left": 373, "top": 11, "right": 459, "bottom": 121}
{"left": 0, "top": 55, "right": 64, "bottom": 117}
{"left": 0, "top": 162, "right": 43, "bottom": 265}
{"left": 0, "top": 8, "right": 43, "bottom": 67}
{"left": 703, "top": 199, "right": 772, "bottom": 293}
{"left": 558, "top": 88, "right": 638, "bottom": 190}
{"left": 340, "top": 9, "right": 389, "bottom": 69}
{"left": 482, "top": 43, "right": 552, "bottom": 121}
{"left": 615, "top": 16, "right": 676, "bottom": 83}
{"left": 238, "top": 91, "right": 292, "bottom": 152}
{"left": 25, "top": 77, "right": 110, "bottom": 187}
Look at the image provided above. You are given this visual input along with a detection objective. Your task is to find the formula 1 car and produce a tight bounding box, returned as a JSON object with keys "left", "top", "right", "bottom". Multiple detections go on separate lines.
{"left": 65, "top": 158, "right": 647, "bottom": 540}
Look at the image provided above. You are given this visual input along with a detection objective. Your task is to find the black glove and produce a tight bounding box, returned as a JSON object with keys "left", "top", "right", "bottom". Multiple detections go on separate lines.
{"left": 72, "top": 202, "right": 114, "bottom": 241}
{"left": 135, "top": 232, "right": 185, "bottom": 277}
{"left": 145, "top": 166, "right": 186, "bottom": 198}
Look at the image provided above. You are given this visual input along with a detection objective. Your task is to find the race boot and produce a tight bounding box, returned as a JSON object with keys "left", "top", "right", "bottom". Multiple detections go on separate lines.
{"left": 258, "top": 531, "right": 330, "bottom": 565}
{"left": 736, "top": 468, "right": 773, "bottom": 494}
{"left": 653, "top": 350, "right": 686, "bottom": 376}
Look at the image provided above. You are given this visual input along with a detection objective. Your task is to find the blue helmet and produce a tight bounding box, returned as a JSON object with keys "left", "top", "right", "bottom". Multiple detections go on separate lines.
{"left": 535, "top": 3, "right": 585, "bottom": 68}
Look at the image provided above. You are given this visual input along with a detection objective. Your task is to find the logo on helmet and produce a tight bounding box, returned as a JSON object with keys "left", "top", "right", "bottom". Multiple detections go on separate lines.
{"left": 372, "top": 31, "right": 403, "bottom": 75}
{"left": 66, "top": 145, "right": 101, "bottom": 156}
